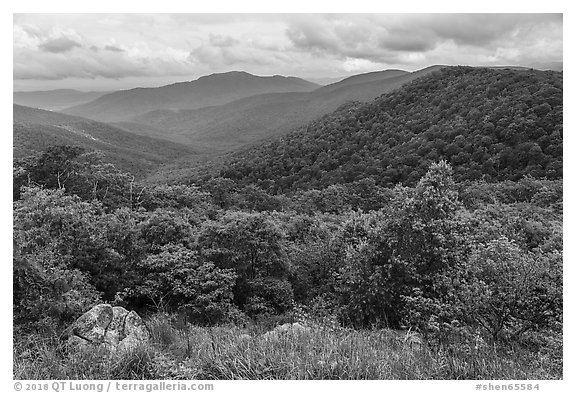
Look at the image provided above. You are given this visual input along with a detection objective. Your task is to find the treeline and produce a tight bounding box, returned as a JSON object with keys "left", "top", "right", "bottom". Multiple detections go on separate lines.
{"left": 216, "top": 66, "right": 562, "bottom": 192}
{"left": 14, "top": 146, "right": 562, "bottom": 346}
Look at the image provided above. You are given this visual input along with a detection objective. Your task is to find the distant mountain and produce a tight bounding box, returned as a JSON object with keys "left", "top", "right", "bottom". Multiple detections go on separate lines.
{"left": 312, "top": 69, "right": 408, "bottom": 95}
{"left": 207, "top": 66, "right": 562, "bottom": 191}
{"left": 128, "top": 66, "right": 443, "bottom": 152}
{"left": 14, "top": 105, "right": 196, "bottom": 177}
{"left": 13, "top": 89, "right": 109, "bottom": 111}
{"left": 306, "top": 76, "right": 347, "bottom": 85}
{"left": 61, "top": 71, "right": 320, "bottom": 122}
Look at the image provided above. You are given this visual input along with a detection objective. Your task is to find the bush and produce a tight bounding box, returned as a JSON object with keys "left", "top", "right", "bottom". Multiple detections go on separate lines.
{"left": 457, "top": 237, "right": 562, "bottom": 341}
{"left": 244, "top": 278, "right": 294, "bottom": 316}
{"left": 121, "top": 245, "right": 237, "bottom": 324}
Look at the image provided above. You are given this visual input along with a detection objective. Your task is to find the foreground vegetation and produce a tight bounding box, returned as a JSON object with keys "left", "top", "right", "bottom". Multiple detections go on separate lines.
{"left": 14, "top": 312, "right": 562, "bottom": 380}
{"left": 13, "top": 149, "right": 562, "bottom": 379}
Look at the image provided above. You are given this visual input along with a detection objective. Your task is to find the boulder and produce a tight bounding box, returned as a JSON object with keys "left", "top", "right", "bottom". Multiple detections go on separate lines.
{"left": 118, "top": 311, "right": 151, "bottom": 351}
{"left": 71, "top": 303, "right": 113, "bottom": 344}
{"left": 69, "top": 304, "right": 150, "bottom": 352}
{"left": 104, "top": 306, "right": 129, "bottom": 347}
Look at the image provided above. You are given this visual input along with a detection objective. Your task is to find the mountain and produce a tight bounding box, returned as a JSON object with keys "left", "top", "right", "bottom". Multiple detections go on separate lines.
{"left": 61, "top": 72, "right": 320, "bottom": 122}
{"left": 127, "top": 66, "right": 443, "bottom": 152}
{"left": 13, "top": 89, "right": 110, "bottom": 111}
{"left": 312, "top": 69, "right": 409, "bottom": 95}
{"left": 13, "top": 105, "right": 196, "bottom": 177}
{"left": 194, "top": 66, "right": 562, "bottom": 191}
{"left": 306, "top": 76, "right": 347, "bottom": 85}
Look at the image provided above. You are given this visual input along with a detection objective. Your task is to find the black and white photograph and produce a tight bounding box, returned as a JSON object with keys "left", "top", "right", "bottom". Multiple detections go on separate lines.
{"left": 9, "top": 5, "right": 568, "bottom": 388}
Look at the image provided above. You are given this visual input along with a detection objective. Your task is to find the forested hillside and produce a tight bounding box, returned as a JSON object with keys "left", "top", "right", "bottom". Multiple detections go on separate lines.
{"left": 216, "top": 67, "right": 562, "bottom": 192}
{"left": 13, "top": 105, "right": 196, "bottom": 177}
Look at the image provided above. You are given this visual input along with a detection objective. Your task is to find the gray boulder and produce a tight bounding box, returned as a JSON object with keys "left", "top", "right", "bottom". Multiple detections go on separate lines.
{"left": 69, "top": 304, "right": 150, "bottom": 352}
{"left": 71, "top": 303, "right": 112, "bottom": 344}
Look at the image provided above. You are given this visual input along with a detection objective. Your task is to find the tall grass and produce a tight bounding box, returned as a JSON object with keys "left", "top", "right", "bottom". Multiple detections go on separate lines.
{"left": 13, "top": 313, "right": 562, "bottom": 380}
{"left": 13, "top": 334, "right": 157, "bottom": 379}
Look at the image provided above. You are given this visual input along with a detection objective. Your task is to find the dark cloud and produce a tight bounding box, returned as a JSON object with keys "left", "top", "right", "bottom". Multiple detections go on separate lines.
{"left": 38, "top": 36, "right": 81, "bottom": 53}
{"left": 378, "top": 31, "right": 437, "bottom": 53}
{"left": 104, "top": 45, "right": 124, "bottom": 52}
{"left": 190, "top": 44, "right": 274, "bottom": 68}
{"left": 428, "top": 14, "right": 562, "bottom": 47}
{"left": 286, "top": 19, "right": 339, "bottom": 55}
{"left": 285, "top": 14, "right": 562, "bottom": 65}
{"left": 209, "top": 34, "right": 239, "bottom": 48}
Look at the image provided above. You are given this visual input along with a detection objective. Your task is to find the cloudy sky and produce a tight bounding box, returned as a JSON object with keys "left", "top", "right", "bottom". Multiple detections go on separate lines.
{"left": 13, "top": 13, "right": 563, "bottom": 92}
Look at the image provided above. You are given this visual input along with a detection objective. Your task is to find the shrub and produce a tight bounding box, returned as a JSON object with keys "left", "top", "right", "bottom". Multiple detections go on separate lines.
{"left": 244, "top": 278, "right": 294, "bottom": 316}
{"left": 121, "top": 245, "right": 237, "bottom": 324}
{"left": 457, "top": 237, "right": 562, "bottom": 341}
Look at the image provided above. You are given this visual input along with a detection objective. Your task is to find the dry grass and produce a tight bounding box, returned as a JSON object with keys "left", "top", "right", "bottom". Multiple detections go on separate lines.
{"left": 13, "top": 313, "right": 562, "bottom": 380}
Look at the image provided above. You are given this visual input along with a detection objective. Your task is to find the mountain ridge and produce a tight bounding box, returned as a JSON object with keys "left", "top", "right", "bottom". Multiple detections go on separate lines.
{"left": 13, "top": 90, "right": 110, "bottom": 111}
{"left": 61, "top": 71, "right": 320, "bottom": 122}
{"left": 126, "top": 66, "right": 445, "bottom": 152}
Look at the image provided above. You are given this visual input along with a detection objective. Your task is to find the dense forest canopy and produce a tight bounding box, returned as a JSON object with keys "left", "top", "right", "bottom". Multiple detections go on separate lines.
{"left": 215, "top": 67, "right": 562, "bottom": 193}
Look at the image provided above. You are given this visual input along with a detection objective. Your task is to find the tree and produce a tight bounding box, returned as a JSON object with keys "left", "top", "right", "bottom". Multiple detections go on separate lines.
{"left": 198, "top": 211, "right": 291, "bottom": 312}
{"left": 13, "top": 187, "right": 103, "bottom": 328}
{"left": 123, "top": 245, "right": 237, "bottom": 324}
{"left": 139, "top": 209, "right": 194, "bottom": 251}
{"left": 198, "top": 211, "right": 288, "bottom": 280}
{"left": 335, "top": 162, "right": 469, "bottom": 328}
{"left": 14, "top": 187, "right": 137, "bottom": 300}
{"left": 457, "top": 237, "right": 562, "bottom": 341}
{"left": 14, "top": 146, "right": 134, "bottom": 210}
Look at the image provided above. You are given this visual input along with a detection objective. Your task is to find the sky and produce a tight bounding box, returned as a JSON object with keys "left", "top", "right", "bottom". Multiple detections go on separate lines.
{"left": 13, "top": 13, "right": 563, "bottom": 92}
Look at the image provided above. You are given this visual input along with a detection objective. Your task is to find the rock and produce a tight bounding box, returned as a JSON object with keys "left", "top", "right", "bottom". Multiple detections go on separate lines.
{"left": 67, "top": 335, "right": 92, "bottom": 350}
{"left": 68, "top": 304, "right": 150, "bottom": 352}
{"left": 104, "top": 306, "right": 129, "bottom": 347}
{"left": 118, "top": 311, "right": 150, "bottom": 351}
{"left": 72, "top": 304, "right": 113, "bottom": 344}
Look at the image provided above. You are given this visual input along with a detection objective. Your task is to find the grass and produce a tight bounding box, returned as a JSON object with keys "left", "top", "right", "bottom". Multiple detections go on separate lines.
{"left": 13, "top": 313, "right": 562, "bottom": 380}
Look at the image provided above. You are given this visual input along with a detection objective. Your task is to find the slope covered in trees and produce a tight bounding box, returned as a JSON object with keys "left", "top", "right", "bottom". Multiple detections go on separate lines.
{"left": 14, "top": 105, "right": 196, "bottom": 177}
{"left": 216, "top": 67, "right": 562, "bottom": 192}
